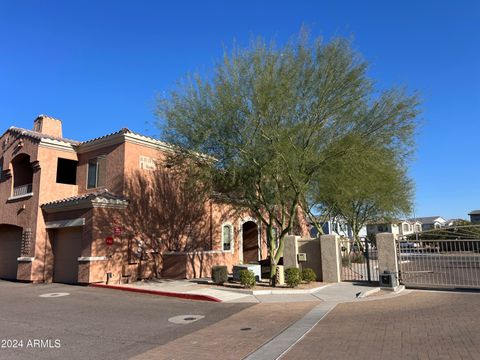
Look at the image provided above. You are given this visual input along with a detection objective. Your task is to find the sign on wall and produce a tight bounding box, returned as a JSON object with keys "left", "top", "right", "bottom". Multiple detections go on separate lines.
{"left": 113, "top": 226, "right": 122, "bottom": 236}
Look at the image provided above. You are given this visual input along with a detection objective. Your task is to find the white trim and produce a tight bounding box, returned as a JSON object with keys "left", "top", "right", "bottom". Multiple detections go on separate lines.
{"left": 124, "top": 133, "right": 173, "bottom": 153}
{"left": 77, "top": 256, "right": 108, "bottom": 262}
{"left": 78, "top": 134, "right": 124, "bottom": 153}
{"left": 7, "top": 192, "right": 34, "bottom": 201}
{"left": 221, "top": 222, "right": 234, "bottom": 253}
{"left": 17, "top": 257, "right": 34, "bottom": 262}
{"left": 77, "top": 132, "right": 173, "bottom": 154}
{"left": 45, "top": 218, "right": 85, "bottom": 229}
{"left": 39, "top": 138, "right": 77, "bottom": 152}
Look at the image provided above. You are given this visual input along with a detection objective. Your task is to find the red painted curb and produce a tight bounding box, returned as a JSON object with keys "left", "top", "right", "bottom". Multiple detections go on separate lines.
{"left": 89, "top": 283, "right": 222, "bottom": 302}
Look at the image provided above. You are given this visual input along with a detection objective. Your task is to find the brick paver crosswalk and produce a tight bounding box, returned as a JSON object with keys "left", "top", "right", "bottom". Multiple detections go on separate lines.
{"left": 283, "top": 291, "right": 480, "bottom": 360}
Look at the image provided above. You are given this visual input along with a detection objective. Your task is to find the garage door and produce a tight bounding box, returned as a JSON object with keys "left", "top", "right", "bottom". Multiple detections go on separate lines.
{"left": 0, "top": 225, "right": 22, "bottom": 280}
{"left": 53, "top": 227, "right": 83, "bottom": 284}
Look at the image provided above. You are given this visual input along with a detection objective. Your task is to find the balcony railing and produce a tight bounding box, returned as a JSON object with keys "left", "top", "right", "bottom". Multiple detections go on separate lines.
{"left": 12, "top": 183, "right": 33, "bottom": 197}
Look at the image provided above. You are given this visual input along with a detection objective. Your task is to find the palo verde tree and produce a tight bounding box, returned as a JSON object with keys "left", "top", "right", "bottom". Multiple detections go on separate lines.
{"left": 156, "top": 30, "right": 419, "bottom": 285}
{"left": 308, "top": 134, "right": 414, "bottom": 246}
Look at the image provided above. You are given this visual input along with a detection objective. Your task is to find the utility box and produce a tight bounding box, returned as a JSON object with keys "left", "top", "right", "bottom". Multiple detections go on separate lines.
{"left": 379, "top": 271, "right": 398, "bottom": 288}
{"left": 233, "top": 264, "right": 262, "bottom": 282}
{"left": 276, "top": 265, "right": 285, "bottom": 285}
{"left": 297, "top": 253, "right": 307, "bottom": 262}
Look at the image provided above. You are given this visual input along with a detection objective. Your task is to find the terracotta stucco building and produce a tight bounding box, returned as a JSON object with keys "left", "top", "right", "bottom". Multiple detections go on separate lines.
{"left": 0, "top": 115, "right": 311, "bottom": 284}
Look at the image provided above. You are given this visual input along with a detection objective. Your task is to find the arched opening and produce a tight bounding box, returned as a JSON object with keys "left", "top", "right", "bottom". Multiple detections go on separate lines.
{"left": 11, "top": 154, "right": 33, "bottom": 197}
{"left": 242, "top": 221, "right": 259, "bottom": 263}
{"left": 0, "top": 224, "right": 22, "bottom": 280}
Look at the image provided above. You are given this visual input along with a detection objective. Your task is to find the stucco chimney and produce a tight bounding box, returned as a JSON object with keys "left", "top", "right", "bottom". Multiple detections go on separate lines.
{"left": 33, "top": 115, "right": 63, "bottom": 138}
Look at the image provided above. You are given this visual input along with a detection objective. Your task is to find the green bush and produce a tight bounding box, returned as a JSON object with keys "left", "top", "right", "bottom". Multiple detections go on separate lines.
{"left": 285, "top": 267, "right": 302, "bottom": 288}
{"left": 211, "top": 266, "right": 228, "bottom": 285}
{"left": 301, "top": 268, "right": 317, "bottom": 283}
{"left": 239, "top": 269, "right": 256, "bottom": 288}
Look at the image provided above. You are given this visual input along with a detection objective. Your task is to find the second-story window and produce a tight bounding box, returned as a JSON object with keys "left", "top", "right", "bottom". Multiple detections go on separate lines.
{"left": 56, "top": 158, "right": 78, "bottom": 185}
{"left": 87, "top": 156, "right": 106, "bottom": 189}
{"left": 0, "top": 157, "right": 3, "bottom": 181}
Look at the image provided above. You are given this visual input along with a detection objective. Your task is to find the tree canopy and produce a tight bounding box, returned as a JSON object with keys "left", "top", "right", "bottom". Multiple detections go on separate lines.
{"left": 308, "top": 134, "right": 414, "bottom": 242}
{"left": 156, "top": 30, "right": 420, "bottom": 284}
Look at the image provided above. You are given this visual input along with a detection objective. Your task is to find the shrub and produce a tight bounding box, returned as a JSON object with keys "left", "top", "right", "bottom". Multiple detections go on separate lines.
{"left": 301, "top": 268, "right": 317, "bottom": 283}
{"left": 211, "top": 266, "right": 228, "bottom": 285}
{"left": 350, "top": 252, "right": 365, "bottom": 263}
{"left": 285, "top": 267, "right": 302, "bottom": 288}
{"left": 239, "top": 269, "right": 256, "bottom": 288}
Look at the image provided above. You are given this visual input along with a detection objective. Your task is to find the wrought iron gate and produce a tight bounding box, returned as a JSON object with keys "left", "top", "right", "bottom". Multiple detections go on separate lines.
{"left": 340, "top": 238, "right": 379, "bottom": 282}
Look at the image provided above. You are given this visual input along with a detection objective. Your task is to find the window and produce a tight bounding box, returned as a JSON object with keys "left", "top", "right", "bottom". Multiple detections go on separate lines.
{"left": 87, "top": 156, "right": 106, "bottom": 189}
{"left": 377, "top": 225, "right": 387, "bottom": 232}
{"left": 403, "top": 224, "right": 410, "bottom": 232}
{"left": 0, "top": 157, "right": 3, "bottom": 181}
{"left": 222, "top": 224, "right": 233, "bottom": 251}
{"left": 56, "top": 158, "right": 78, "bottom": 185}
{"left": 140, "top": 156, "right": 156, "bottom": 170}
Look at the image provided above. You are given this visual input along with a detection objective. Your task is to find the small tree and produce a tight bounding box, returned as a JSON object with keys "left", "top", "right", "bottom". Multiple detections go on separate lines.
{"left": 308, "top": 134, "right": 414, "bottom": 246}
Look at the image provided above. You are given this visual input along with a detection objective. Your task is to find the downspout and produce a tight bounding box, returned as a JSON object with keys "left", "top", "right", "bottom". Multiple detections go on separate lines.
{"left": 209, "top": 200, "right": 213, "bottom": 250}
{"left": 43, "top": 228, "right": 48, "bottom": 282}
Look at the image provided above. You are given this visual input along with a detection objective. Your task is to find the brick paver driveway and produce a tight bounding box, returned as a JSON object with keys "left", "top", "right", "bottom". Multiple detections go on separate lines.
{"left": 283, "top": 291, "right": 480, "bottom": 360}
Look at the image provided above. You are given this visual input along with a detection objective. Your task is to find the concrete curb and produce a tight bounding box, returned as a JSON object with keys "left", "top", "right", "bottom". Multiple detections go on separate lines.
{"left": 89, "top": 283, "right": 222, "bottom": 302}
{"left": 358, "top": 287, "right": 381, "bottom": 298}
{"left": 211, "top": 283, "right": 332, "bottom": 296}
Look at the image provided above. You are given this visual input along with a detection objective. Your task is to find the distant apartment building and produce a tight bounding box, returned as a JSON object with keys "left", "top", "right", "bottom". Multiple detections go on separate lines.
{"left": 366, "top": 219, "right": 422, "bottom": 240}
{"left": 309, "top": 217, "right": 367, "bottom": 239}
{"left": 468, "top": 210, "right": 480, "bottom": 224}
{"left": 0, "top": 115, "right": 309, "bottom": 284}
{"left": 410, "top": 216, "right": 447, "bottom": 231}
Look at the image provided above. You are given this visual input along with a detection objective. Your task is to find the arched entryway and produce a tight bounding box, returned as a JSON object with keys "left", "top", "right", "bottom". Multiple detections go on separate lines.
{"left": 242, "top": 221, "right": 259, "bottom": 263}
{"left": 0, "top": 224, "right": 22, "bottom": 280}
{"left": 11, "top": 153, "right": 33, "bottom": 197}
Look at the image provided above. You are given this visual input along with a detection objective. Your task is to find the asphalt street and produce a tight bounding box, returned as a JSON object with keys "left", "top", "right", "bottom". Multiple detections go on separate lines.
{"left": 0, "top": 280, "right": 253, "bottom": 360}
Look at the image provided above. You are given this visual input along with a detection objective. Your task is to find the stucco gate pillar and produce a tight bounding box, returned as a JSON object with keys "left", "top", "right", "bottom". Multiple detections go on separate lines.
{"left": 320, "top": 234, "right": 341, "bottom": 283}
{"left": 376, "top": 233, "right": 400, "bottom": 287}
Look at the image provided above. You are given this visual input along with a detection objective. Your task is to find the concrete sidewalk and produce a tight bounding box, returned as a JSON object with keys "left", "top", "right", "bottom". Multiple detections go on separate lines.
{"left": 91, "top": 279, "right": 386, "bottom": 303}
{"left": 90, "top": 278, "right": 400, "bottom": 304}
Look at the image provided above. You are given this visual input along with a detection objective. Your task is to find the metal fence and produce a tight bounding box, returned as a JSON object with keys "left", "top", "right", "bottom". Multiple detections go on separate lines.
{"left": 397, "top": 239, "right": 480, "bottom": 289}
{"left": 340, "top": 238, "right": 379, "bottom": 282}
{"left": 12, "top": 183, "right": 33, "bottom": 197}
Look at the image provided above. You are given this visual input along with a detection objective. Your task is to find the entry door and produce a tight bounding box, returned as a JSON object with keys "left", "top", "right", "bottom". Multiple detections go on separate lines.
{"left": 0, "top": 227, "right": 22, "bottom": 280}
{"left": 53, "top": 227, "right": 83, "bottom": 284}
{"left": 242, "top": 221, "right": 259, "bottom": 263}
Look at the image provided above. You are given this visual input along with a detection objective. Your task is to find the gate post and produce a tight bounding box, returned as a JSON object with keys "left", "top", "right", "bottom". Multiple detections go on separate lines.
{"left": 376, "top": 233, "right": 399, "bottom": 276}
{"left": 320, "top": 234, "right": 341, "bottom": 283}
{"left": 283, "top": 235, "right": 299, "bottom": 269}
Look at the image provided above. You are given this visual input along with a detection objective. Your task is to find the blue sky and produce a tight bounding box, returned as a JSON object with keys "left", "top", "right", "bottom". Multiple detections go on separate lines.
{"left": 0, "top": 1, "right": 479, "bottom": 219}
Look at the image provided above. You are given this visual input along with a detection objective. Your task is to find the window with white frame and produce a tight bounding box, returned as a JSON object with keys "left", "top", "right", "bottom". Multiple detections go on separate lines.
{"left": 139, "top": 156, "right": 156, "bottom": 170}
{"left": 403, "top": 224, "right": 410, "bottom": 232}
{"left": 87, "top": 156, "right": 106, "bottom": 189}
{"left": 222, "top": 223, "right": 233, "bottom": 251}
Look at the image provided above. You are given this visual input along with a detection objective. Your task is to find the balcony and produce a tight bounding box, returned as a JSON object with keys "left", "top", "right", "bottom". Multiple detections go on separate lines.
{"left": 9, "top": 183, "right": 33, "bottom": 201}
